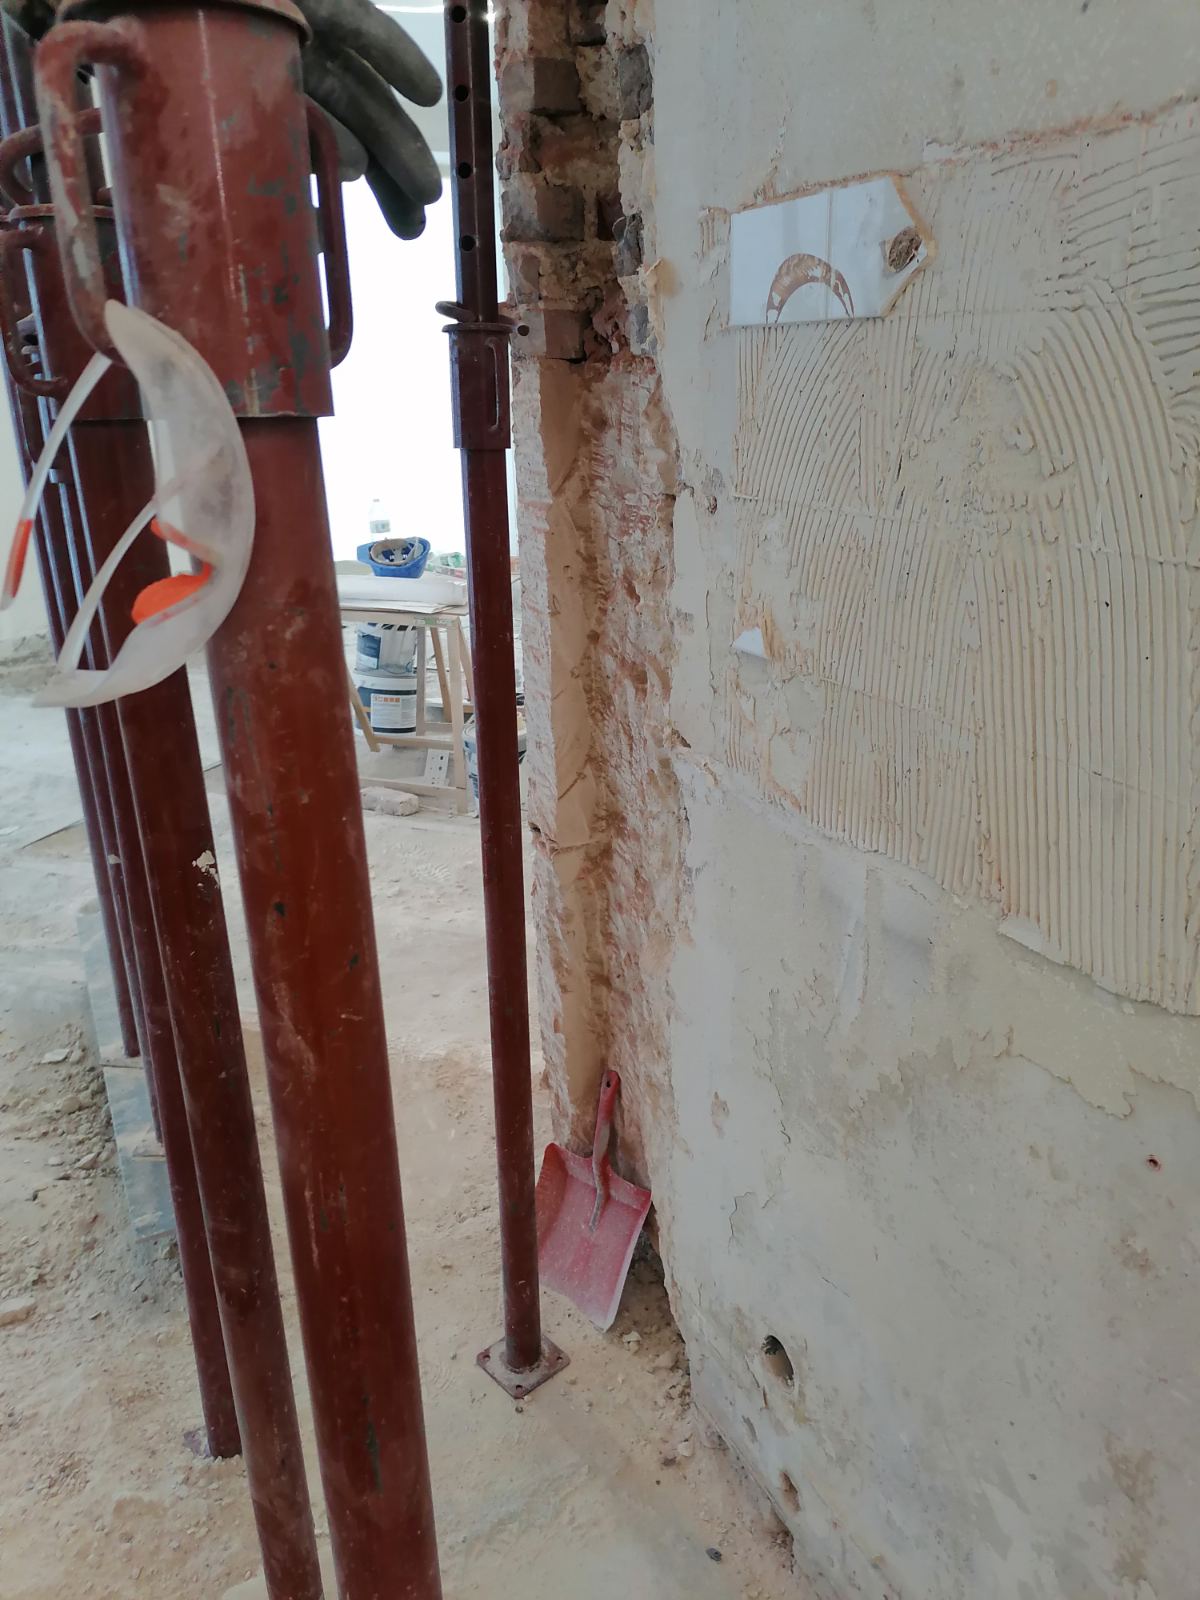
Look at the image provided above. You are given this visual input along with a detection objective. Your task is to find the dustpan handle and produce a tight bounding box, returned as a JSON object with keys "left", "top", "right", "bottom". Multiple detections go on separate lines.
{"left": 589, "top": 1072, "right": 620, "bottom": 1228}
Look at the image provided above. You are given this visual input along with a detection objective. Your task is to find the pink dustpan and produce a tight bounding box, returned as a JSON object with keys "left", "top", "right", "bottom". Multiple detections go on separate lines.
{"left": 535, "top": 1071, "right": 652, "bottom": 1331}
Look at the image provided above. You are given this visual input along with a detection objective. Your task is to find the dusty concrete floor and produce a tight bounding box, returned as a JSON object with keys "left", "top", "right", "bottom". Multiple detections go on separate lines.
{"left": 0, "top": 653, "right": 800, "bottom": 1600}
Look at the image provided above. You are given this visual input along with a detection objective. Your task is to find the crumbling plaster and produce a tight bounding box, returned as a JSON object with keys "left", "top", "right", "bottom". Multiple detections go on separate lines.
{"left": 503, "top": 1, "right": 1200, "bottom": 1595}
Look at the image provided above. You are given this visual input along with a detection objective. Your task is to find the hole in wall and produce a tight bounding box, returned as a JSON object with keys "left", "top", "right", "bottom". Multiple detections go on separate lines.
{"left": 762, "top": 1335, "right": 794, "bottom": 1386}
{"left": 1146, "top": 1155, "right": 1162, "bottom": 1170}
{"left": 614, "top": 1234, "right": 687, "bottom": 1369}
{"left": 778, "top": 1471, "right": 800, "bottom": 1513}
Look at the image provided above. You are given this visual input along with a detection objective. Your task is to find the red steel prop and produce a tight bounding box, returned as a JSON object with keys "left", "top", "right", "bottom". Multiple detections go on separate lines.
{"left": 3, "top": 286, "right": 239, "bottom": 1459}
{"left": 4, "top": 48, "right": 327, "bottom": 1596}
{"left": 73, "top": 419, "right": 323, "bottom": 1590}
{"left": 73, "top": 425, "right": 248, "bottom": 1463}
{"left": 441, "top": 0, "right": 567, "bottom": 1396}
{"left": 36, "top": 3, "right": 443, "bottom": 1592}
{"left": 0, "top": 29, "right": 243, "bottom": 1463}
{"left": 0, "top": 332, "right": 142, "bottom": 1059}
{"left": 0, "top": 28, "right": 140, "bottom": 1059}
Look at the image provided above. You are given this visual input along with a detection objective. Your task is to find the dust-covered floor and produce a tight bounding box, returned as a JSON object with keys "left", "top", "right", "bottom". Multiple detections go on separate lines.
{"left": 0, "top": 657, "right": 801, "bottom": 1600}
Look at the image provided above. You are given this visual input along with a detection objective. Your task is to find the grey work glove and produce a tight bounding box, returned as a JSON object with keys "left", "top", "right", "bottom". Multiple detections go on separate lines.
{"left": 1, "top": 0, "right": 445, "bottom": 239}
{"left": 298, "top": 0, "right": 444, "bottom": 239}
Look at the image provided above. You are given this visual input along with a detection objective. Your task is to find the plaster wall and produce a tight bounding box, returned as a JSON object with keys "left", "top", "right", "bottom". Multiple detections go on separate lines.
{"left": 643, "top": 3, "right": 1200, "bottom": 1596}
{"left": 502, "top": 0, "right": 1200, "bottom": 1594}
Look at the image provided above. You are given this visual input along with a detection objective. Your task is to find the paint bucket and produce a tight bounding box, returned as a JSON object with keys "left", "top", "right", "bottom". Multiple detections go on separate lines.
{"left": 356, "top": 670, "right": 417, "bottom": 735}
{"left": 463, "top": 721, "right": 526, "bottom": 809}
{"left": 355, "top": 623, "right": 417, "bottom": 676}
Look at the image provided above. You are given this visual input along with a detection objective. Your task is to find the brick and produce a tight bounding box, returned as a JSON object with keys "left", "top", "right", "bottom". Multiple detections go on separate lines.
{"left": 498, "top": 2, "right": 571, "bottom": 56}
{"left": 507, "top": 247, "right": 543, "bottom": 303}
{"left": 500, "top": 56, "right": 582, "bottom": 117}
{"left": 532, "top": 114, "right": 614, "bottom": 177}
{"left": 496, "top": 123, "right": 541, "bottom": 181}
{"left": 502, "top": 177, "right": 586, "bottom": 244}
{"left": 617, "top": 43, "right": 652, "bottom": 120}
{"left": 568, "top": 0, "right": 607, "bottom": 45}
{"left": 512, "top": 308, "right": 590, "bottom": 361}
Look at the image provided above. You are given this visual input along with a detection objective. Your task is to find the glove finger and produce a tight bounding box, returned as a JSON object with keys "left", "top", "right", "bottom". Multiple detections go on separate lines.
{"left": 320, "top": 107, "right": 369, "bottom": 183}
{"left": 366, "top": 162, "right": 426, "bottom": 242}
{"left": 297, "top": 0, "right": 442, "bottom": 108}
{"left": 303, "top": 45, "right": 442, "bottom": 209}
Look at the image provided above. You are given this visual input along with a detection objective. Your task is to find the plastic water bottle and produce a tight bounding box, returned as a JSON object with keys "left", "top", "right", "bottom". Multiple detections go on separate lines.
{"left": 368, "top": 498, "right": 391, "bottom": 539}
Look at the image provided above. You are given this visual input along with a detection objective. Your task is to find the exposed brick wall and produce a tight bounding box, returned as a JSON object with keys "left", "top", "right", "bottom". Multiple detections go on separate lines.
{"left": 496, "top": 1, "right": 681, "bottom": 1177}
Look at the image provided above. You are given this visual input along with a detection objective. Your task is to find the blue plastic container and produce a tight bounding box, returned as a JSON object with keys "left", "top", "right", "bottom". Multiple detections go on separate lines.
{"left": 356, "top": 536, "right": 431, "bottom": 579}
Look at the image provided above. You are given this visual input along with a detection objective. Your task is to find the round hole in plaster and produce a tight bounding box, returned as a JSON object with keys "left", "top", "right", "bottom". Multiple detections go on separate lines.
{"left": 1146, "top": 1154, "right": 1162, "bottom": 1170}
{"left": 778, "top": 1472, "right": 800, "bottom": 1513}
{"left": 762, "top": 1335, "right": 795, "bottom": 1387}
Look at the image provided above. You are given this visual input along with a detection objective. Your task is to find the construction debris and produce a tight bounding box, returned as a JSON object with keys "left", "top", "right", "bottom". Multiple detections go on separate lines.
{"left": 0, "top": 1295, "right": 36, "bottom": 1328}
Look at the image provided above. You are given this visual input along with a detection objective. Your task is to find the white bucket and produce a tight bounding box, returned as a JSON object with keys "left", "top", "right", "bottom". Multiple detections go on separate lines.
{"left": 463, "top": 721, "right": 527, "bottom": 809}
{"left": 355, "top": 623, "right": 417, "bottom": 676}
{"left": 356, "top": 670, "right": 417, "bottom": 735}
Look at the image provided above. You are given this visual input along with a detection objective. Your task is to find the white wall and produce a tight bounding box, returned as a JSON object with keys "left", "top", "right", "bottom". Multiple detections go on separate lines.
{"left": 640, "top": 3, "right": 1200, "bottom": 1596}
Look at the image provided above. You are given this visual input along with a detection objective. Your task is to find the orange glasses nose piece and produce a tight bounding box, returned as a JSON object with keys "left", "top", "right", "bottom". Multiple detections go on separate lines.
{"left": 130, "top": 563, "right": 214, "bottom": 625}
{"left": 4, "top": 518, "right": 33, "bottom": 600}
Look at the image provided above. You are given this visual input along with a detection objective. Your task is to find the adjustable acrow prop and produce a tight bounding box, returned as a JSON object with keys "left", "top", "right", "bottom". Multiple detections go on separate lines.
{"left": 0, "top": 0, "right": 251, "bottom": 1448}
{"left": 0, "top": 21, "right": 140, "bottom": 1063}
{"left": 441, "top": 0, "right": 568, "bottom": 1398}
{"left": 28, "top": 1, "right": 444, "bottom": 1594}
{"left": 0, "top": 15, "right": 332, "bottom": 1598}
{"left": 0, "top": 27, "right": 248, "bottom": 1469}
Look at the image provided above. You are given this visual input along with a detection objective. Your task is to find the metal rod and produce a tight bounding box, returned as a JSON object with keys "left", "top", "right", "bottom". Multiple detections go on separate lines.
{"left": 0, "top": 57, "right": 319, "bottom": 1554}
{"left": 0, "top": 372, "right": 143, "bottom": 1059}
{"left": 19, "top": 140, "right": 323, "bottom": 1555}
{"left": 1, "top": 30, "right": 240, "bottom": 1436}
{"left": 37, "top": 474, "right": 142, "bottom": 1059}
{"left": 130, "top": 698, "right": 323, "bottom": 1595}
{"left": 0, "top": 27, "right": 141, "bottom": 1057}
{"left": 442, "top": 0, "right": 566, "bottom": 1392}
{"left": 69, "top": 427, "right": 322, "bottom": 1587}
{"left": 34, "top": 3, "right": 445, "bottom": 1589}
{"left": 68, "top": 423, "right": 242, "bottom": 1459}
{"left": 47, "top": 461, "right": 146, "bottom": 1061}
{"left": 209, "top": 416, "right": 442, "bottom": 1595}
